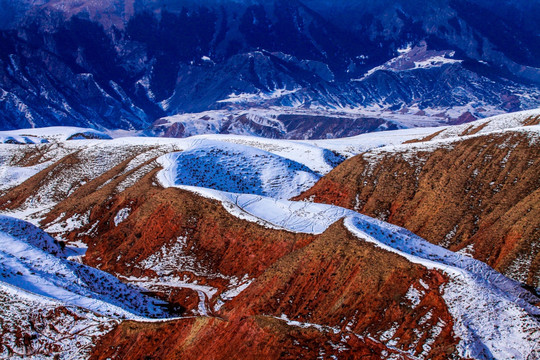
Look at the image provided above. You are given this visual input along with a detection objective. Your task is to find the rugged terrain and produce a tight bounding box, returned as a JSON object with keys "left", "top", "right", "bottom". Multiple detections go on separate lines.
{"left": 297, "top": 110, "right": 540, "bottom": 289}
{"left": 0, "top": 110, "right": 539, "bottom": 359}
{"left": 0, "top": 0, "right": 539, "bottom": 137}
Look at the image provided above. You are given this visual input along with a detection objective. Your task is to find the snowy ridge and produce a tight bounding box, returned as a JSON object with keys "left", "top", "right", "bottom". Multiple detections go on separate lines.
{"left": 304, "top": 126, "right": 439, "bottom": 158}
{"left": 157, "top": 174, "right": 540, "bottom": 359}
{"left": 357, "top": 43, "right": 462, "bottom": 80}
{"left": 0, "top": 126, "right": 112, "bottom": 143}
{"left": 427, "top": 108, "right": 540, "bottom": 140}
{"left": 188, "top": 134, "right": 345, "bottom": 174}
{"left": 157, "top": 140, "right": 320, "bottom": 199}
{"left": 351, "top": 109, "right": 540, "bottom": 168}
{"left": 0, "top": 215, "right": 174, "bottom": 320}
{"left": 217, "top": 88, "right": 301, "bottom": 104}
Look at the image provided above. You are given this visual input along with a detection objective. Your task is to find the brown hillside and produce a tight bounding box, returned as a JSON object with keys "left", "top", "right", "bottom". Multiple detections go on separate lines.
{"left": 0, "top": 152, "right": 314, "bottom": 313}
{"left": 296, "top": 131, "right": 540, "bottom": 288}
{"left": 91, "top": 222, "right": 458, "bottom": 359}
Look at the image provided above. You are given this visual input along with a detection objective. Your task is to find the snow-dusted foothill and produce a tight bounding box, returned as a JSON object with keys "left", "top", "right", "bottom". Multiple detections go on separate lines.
{"left": 156, "top": 181, "right": 540, "bottom": 359}
{"left": 0, "top": 215, "right": 175, "bottom": 320}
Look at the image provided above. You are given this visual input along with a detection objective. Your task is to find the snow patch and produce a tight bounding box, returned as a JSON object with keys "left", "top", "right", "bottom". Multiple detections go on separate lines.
{"left": 0, "top": 215, "right": 176, "bottom": 320}
{"left": 405, "top": 285, "right": 424, "bottom": 308}
{"left": 114, "top": 207, "right": 131, "bottom": 227}
{"left": 156, "top": 140, "right": 321, "bottom": 199}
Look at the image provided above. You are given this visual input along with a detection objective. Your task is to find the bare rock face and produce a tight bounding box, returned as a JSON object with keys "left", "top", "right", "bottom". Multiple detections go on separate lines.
{"left": 297, "top": 129, "right": 540, "bottom": 288}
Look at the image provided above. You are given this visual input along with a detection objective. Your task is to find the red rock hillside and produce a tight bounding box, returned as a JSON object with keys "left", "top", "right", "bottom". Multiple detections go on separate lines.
{"left": 91, "top": 222, "right": 459, "bottom": 360}
{"left": 296, "top": 127, "right": 540, "bottom": 289}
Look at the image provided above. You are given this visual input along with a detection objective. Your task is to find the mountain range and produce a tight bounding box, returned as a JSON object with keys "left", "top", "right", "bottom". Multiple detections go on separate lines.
{"left": 0, "top": 2, "right": 539, "bottom": 359}
{"left": 0, "top": 0, "right": 539, "bottom": 138}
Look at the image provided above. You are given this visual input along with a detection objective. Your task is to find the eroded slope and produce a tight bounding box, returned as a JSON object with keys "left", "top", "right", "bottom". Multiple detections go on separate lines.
{"left": 297, "top": 116, "right": 540, "bottom": 288}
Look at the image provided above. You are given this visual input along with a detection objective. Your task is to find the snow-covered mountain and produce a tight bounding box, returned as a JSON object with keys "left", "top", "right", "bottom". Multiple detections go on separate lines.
{"left": 0, "top": 0, "right": 539, "bottom": 137}
{"left": 0, "top": 110, "right": 539, "bottom": 359}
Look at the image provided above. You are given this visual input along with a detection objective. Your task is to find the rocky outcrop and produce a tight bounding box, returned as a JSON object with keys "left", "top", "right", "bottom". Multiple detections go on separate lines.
{"left": 297, "top": 130, "right": 540, "bottom": 288}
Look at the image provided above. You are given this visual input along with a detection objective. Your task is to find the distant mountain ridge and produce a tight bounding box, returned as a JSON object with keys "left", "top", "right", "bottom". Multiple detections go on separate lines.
{"left": 0, "top": 0, "right": 539, "bottom": 138}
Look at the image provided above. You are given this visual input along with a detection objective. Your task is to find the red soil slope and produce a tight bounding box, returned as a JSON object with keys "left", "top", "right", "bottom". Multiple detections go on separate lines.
{"left": 296, "top": 131, "right": 540, "bottom": 288}
{"left": 91, "top": 222, "right": 459, "bottom": 359}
